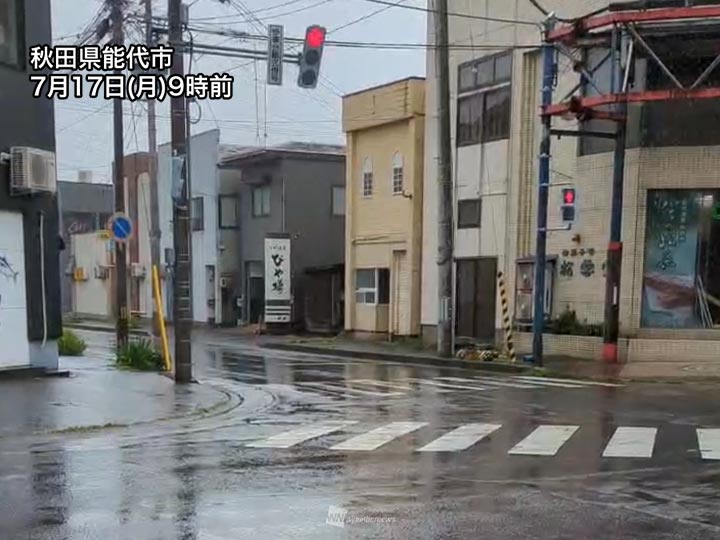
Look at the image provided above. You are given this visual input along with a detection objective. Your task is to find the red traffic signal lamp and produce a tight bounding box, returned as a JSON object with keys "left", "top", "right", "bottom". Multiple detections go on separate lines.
{"left": 561, "top": 188, "right": 576, "bottom": 223}
{"left": 297, "top": 25, "right": 326, "bottom": 89}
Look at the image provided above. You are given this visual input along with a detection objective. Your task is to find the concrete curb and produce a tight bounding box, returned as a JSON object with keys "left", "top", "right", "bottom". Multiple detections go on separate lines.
{"left": 261, "top": 342, "right": 530, "bottom": 374}
{"left": 64, "top": 322, "right": 151, "bottom": 337}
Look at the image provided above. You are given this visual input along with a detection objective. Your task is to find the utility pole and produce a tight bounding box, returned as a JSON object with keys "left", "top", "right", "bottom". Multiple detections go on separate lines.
{"left": 146, "top": 0, "right": 162, "bottom": 338}
{"left": 435, "top": 0, "right": 454, "bottom": 357}
{"left": 111, "top": 0, "right": 129, "bottom": 348}
{"left": 602, "top": 25, "right": 628, "bottom": 364}
{"left": 169, "top": 0, "right": 193, "bottom": 383}
{"left": 532, "top": 19, "right": 556, "bottom": 367}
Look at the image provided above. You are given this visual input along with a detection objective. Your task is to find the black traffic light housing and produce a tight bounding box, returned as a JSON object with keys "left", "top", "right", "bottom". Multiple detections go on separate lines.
{"left": 297, "top": 25, "right": 326, "bottom": 89}
{"left": 561, "top": 188, "right": 576, "bottom": 223}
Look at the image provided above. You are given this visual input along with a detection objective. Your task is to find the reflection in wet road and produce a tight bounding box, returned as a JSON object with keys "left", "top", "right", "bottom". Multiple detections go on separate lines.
{"left": 3, "top": 332, "right": 720, "bottom": 539}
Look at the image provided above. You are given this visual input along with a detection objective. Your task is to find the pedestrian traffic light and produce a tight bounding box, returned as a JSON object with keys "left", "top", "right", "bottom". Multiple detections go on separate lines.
{"left": 561, "top": 188, "right": 576, "bottom": 223}
{"left": 297, "top": 25, "right": 326, "bottom": 89}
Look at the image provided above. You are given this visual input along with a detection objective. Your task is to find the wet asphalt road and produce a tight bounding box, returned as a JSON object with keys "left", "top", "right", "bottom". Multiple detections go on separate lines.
{"left": 3, "top": 331, "right": 720, "bottom": 539}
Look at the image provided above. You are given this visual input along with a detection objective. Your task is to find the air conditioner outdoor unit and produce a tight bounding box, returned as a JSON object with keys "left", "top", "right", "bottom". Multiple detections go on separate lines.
{"left": 10, "top": 147, "right": 57, "bottom": 195}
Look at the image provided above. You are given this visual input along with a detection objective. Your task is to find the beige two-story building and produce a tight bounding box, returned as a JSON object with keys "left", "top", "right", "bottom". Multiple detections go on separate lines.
{"left": 343, "top": 78, "right": 425, "bottom": 336}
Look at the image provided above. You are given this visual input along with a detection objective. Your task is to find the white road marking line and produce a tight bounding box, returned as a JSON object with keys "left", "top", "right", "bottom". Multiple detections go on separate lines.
{"left": 602, "top": 427, "right": 657, "bottom": 458}
{"left": 406, "top": 378, "right": 487, "bottom": 391}
{"left": 350, "top": 379, "right": 413, "bottom": 392}
{"left": 299, "top": 382, "right": 404, "bottom": 397}
{"left": 331, "top": 422, "right": 428, "bottom": 451}
{"left": 438, "top": 376, "right": 536, "bottom": 389}
{"left": 697, "top": 429, "right": 720, "bottom": 460}
{"left": 417, "top": 423, "right": 502, "bottom": 452}
{"left": 507, "top": 378, "right": 585, "bottom": 389}
{"left": 514, "top": 376, "right": 622, "bottom": 388}
{"left": 246, "top": 421, "right": 357, "bottom": 448}
{"left": 509, "top": 425, "right": 580, "bottom": 456}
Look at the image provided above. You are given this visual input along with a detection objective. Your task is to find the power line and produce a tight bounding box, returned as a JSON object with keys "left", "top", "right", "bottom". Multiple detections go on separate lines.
{"left": 361, "top": 0, "right": 539, "bottom": 26}
{"left": 330, "top": 0, "right": 409, "bottom": 34}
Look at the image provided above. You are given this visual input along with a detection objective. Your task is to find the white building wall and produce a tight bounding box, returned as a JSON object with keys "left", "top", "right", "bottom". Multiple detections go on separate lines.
{"left": 0, "top": 210, "right": 29, "bottom": 367}
{"left": 158, "top": 129, "right": 221, "bottom": 324}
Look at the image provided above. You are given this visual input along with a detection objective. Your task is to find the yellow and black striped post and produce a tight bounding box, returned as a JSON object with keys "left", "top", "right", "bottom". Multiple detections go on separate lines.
{"left": 497, "top": 271, "right": 517, "bottom": 363}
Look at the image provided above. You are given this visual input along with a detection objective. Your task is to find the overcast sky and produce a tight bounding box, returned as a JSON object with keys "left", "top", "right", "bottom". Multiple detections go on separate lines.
{"left": 51, "top": 0, "right": 427, "bottom": 183}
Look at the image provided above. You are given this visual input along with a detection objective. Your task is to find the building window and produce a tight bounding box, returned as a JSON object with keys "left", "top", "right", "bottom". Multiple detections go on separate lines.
{"left": 219, "top": 195, "right": 239, "bottom": 229}
{"left": 457, "top": 51, "right": 513, "bottom": 146}
{"left": 332, "top": 186, "right": 345, "bottom": 216}
{"left": 458, "top": 199, "right": 481, "bottom": 229}
{"left": 641, "top": 190, "right": 720, "bottom": 329}
{"left": 355, "top": 268, "right": 390, "bottom": 305}
{"left": 458, "top": 51, "right": 513, "bottom": 93}
{"left": 392, "top": 152, "right": 404, "bottom": 194}
{"left": 0, "top": 0, "right": 22, "bottom": 68}
{"left": 362, "top": 157, "right": 373, "bottom": 197}
{"left": 191, "top": 197, "right": 204, "bottom": 231}
{"left": 252, "top": 185, "right": 271, "bottom": 217}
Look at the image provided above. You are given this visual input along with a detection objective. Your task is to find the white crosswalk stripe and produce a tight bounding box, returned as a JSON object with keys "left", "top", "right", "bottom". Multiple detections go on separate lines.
{"left": 513, "top": 375, "right": 622, "bottom": 388}
{"left": 438, "top": 376, "right": 537, "bottom": 389}
{"left": 697, "top": 429, "right": 720, "bottom": 460}
{"left": 247, "top": 421, "right": 357, "bottom": 448}
{"left": 508, "top": 425, "right": 580, "bottom": 456}
{"left": 405, "top": 378, "right": 488, "bottom": 391}
{"left": 350, "top": 379, "right": 414, "bottom": 392}
{"left": 508, "top": 378, "right": 586, "bottom": 389}
{"left": 602, "top": 427, "right": 657, "bottom": 458}
{"left": 331, "top": 422, "right": 428, "bottom": 451}
{"left": 297, "top": 381, "right": 404, "bottom": 397}
{"left": 417, "top": 423, "right": 502, "bottom": 452}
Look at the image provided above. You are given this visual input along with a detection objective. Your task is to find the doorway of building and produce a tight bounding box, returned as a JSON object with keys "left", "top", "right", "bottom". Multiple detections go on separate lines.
{"left": 455, "top": 257, "right": 497, "bottom": 344}
{"left": 246, "top": 261, "right": 265, "bottom": 324}
{"left": 392, "top": 250, "right": 410, "bottom": 335}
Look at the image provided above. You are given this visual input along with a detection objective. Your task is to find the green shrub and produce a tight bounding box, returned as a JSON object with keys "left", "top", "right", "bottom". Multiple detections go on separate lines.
{"left": 116, "top": 339, "right": 164, "bottom": 371}
{"left": 545, "top": 308, "right": 603, "bottom": 337}
{"left": 58, "top": 330, "right": 87, "bottom": 356}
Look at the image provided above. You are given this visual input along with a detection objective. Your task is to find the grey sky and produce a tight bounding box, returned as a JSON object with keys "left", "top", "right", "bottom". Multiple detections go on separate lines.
{"left": 51, "top": 0, "right": 427, "bottom": 183}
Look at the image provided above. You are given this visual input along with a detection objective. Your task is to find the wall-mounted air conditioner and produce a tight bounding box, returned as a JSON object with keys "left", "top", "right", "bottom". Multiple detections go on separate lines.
{"left": 10, "top": 147, "right": 57, "bottom": 195}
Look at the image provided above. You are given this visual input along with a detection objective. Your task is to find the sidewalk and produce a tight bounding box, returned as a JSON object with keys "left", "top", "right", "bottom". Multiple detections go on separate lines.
{"left": 258, "top": 335, "right": 718, "bottom": 383}
{"left": 0, "top": 354, "right": 231, "bottom": 438}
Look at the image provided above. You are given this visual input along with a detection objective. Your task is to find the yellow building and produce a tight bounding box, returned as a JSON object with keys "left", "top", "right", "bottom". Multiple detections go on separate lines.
{"left": 342, "top": 77, "right": 425, "bottom": 336}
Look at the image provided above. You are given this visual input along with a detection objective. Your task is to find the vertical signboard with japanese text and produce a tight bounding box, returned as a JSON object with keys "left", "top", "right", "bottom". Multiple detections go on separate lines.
{"left": 267, "top": 25, "right": 284, "bottom": 86}
{"left": 264, "top": 234, "right": 291, "bottom": 323}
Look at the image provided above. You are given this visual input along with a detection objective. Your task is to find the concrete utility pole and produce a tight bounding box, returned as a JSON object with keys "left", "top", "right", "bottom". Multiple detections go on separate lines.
{"left": 110, "top": 0, "right": 129, "bottom": 348}
{"left": 168, "top": 0, "right": 193, "bottom": 383}
{"left": 602, "top": 25, "right": 628, "bottom": 364}
{"left": 146, "top": 0, "right": 162, "bottom": 338}
{"left": 435, "top": 0, "right": 454, "bottom": 357}
{"left": 532, "top": 19, "right": 556, "bottom": 368}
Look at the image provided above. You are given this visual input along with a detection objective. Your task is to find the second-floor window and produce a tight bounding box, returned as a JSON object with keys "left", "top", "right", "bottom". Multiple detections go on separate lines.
{"left": 362, "top": 157, "right": 373, "bottom": 197}
{"left": 458, "top": 198, "right": 481, "bottom": 229}
{"left": 332, "top": 186, "right": 345, "bottom": 216}
{"left": 0, "top": 0, "right": 22, "bottom": 68}
{"left": 392, "top": 152, "right": 404, "bottom": 194}
{"left": 191, "top": 197, "right": 204, "bottom": 231}
{"left": 219, "top": 195, "right": 239, "bottom": 229}
{"left": 252, "top": 185, "right": 271, "bottom": 217}
{"left": 457, "top": 52, "right": 512, "bottom": 146}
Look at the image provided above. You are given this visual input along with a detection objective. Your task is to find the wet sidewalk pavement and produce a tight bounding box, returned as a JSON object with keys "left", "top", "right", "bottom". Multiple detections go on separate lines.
{"left": 253, "top": 334, "right": 715, "bottom": 383}
{"left": 0, "top": 353, "right": 231, "bottom": 438}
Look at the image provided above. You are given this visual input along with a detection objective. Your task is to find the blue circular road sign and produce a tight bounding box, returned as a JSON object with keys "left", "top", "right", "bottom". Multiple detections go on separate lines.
{"left": 109, "top": 213, "right": 134, "bottom": 242}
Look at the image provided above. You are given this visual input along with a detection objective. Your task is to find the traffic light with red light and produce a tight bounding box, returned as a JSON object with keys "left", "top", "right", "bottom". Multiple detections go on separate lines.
{"left": 297, "top": 25, "right": 326, "bottom": 89}
{"left": 561, "top": 188, "right": 576, "bottom": 223}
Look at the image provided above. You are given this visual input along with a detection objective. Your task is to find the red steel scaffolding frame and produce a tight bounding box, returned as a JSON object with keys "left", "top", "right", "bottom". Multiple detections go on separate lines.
{"left": 531, "top": 3, "right": 720, "bottom": 366}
